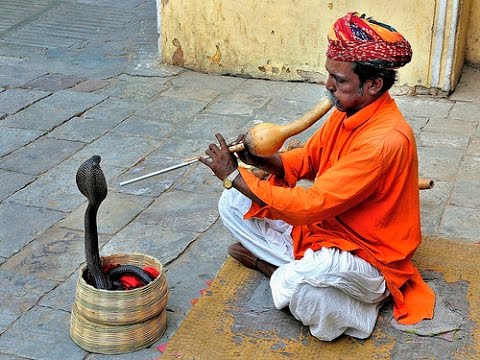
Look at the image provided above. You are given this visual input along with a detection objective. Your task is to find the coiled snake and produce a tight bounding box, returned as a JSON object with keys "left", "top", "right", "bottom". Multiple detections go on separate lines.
{"left": 76, "top": 155, "right": 153, "bottom": 290}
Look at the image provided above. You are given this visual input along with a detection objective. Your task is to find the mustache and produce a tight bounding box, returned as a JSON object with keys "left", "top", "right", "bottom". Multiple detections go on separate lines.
{"left": 327, "top": 91, "right": 340, "bottom": 109}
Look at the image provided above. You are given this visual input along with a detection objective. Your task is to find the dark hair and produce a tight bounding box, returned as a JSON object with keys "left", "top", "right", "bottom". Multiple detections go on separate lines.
{"left": 352, "top": 62, "right": 398, "bottom": 93}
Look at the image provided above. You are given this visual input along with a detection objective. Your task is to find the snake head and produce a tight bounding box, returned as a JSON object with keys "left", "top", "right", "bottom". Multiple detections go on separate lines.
{"left": 76, "top": 155, "right": 108, "bottom": 204}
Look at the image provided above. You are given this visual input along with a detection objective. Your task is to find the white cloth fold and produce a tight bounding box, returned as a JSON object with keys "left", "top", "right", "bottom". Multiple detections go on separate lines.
{"left": 271, "top": 248, "right": 388, "bottom": 340}
{"left": 218, "top": 188, "right": 389, "bottom": 341}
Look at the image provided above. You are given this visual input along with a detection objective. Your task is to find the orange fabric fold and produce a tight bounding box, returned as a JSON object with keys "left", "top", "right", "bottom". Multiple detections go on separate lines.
{"left": 241, "top": 92, "right": 435, "bottom": 324}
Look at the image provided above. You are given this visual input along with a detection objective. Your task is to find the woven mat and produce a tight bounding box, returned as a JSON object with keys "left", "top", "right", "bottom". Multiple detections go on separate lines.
{"left": 163, "top": 237, "right": 479, "bottom": 359}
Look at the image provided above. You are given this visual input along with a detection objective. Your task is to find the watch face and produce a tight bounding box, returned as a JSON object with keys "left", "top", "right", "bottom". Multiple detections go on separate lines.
{"left": 223, "top": 178, "right": 233, "bottom": 189}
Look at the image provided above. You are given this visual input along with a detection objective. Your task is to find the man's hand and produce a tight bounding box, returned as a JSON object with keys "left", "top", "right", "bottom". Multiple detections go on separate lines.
{"left": 199, "top": 133, "right": 238, "bottom": 181}
{"left": 198, "top": 133, "right": 267, "bottom": 206}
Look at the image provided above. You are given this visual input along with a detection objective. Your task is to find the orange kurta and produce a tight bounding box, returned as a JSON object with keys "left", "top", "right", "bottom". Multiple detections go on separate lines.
{"left": 240, "top": 92, "right": 435, "bottom": 324}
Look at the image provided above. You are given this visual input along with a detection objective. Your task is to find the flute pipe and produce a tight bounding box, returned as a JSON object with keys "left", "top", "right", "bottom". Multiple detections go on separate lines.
{"left": 183, "top": 143, "right": 246, "bottom": 163}
{"left": 419, "top": 178, "right": 435, "bottom": 190}
{"left": 119, "top": 158, "right": 199, "bottom": 186}
{"left": 121, "top": 143, "right": 246, "bottom": 186}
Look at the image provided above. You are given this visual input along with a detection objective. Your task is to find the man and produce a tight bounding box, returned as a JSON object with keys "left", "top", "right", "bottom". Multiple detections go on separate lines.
{"left": 199, "top": 12, "right": 435, "bottom": 341}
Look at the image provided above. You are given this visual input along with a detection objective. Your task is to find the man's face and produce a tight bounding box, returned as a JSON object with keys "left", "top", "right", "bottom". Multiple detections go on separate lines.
{"left": 325, "top": 58, "right": 371, "bottom": 116}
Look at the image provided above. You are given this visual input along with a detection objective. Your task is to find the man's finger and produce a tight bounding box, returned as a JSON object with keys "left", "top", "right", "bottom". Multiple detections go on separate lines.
{"left": 215, "top": 133, "right": 228, "bottom": 150}
{"left": 228, "top": 134, "right": 244, "bottom": 146}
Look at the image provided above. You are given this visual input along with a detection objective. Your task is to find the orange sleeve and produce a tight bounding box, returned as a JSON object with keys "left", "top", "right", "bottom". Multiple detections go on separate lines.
{"left": 242, "top": 142, "right": 384, "bottom": 225}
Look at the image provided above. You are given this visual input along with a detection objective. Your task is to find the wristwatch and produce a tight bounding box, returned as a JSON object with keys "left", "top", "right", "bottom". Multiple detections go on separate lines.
{"left": 223, "top": 169, "right": 240, "bottom": 189}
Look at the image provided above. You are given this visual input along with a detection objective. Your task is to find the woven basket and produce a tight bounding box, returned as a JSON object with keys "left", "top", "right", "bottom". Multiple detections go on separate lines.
{"left": 70, "top": 253, "right": 169, "bottom": 354}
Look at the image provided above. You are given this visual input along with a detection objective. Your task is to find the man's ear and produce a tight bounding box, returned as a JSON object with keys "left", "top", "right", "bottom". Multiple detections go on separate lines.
{"left": 368, "top": 78, "right": 384, "bottom": 95}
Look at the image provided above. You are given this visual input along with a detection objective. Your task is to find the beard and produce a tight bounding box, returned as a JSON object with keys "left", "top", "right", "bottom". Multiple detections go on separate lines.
{"left": 327, "top": 90, "right": 341, "bottom": 110}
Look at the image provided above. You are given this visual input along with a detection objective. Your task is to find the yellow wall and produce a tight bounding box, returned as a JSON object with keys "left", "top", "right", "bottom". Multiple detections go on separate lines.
{"left": 159, "top": 0, "right": 478, "bottom": 92}
{"left": 466, "top": 0, "right": 480, "bottom": 64}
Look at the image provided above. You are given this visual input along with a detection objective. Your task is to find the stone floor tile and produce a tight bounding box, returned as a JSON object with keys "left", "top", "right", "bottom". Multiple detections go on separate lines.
{"left": 0, "top": 126, "right": 45, "bottom": 157}
{"left": 1, "top": 227, "right": 109, "bottom": 282}
{"left": 70, "top": 133, "right": 162, "bottom": 168}
{"left": 396, "top": 96, "right": 454, "bottom": 118}
{"left": 60, "top": 191, "right": 153, "bottom": 235}
{"left": 170, "top": 70, "right": 246, "bottom": 92}
{"left": 418, "top": 131, "right": 470, "bottom": 149}
{"left": 0, "top": 306, "right": 87, "bottom": 360}
{"left": 136, "top": 189, "right": 219, "bottom": 233}
{"left": 135, "top": 95, "right": 209, "bottom": 121}
{"left": 0, "top": 201, "right": 65, "bottom": 258}
{"left": 449, "top": 155, "right": 480, "bottom": 208}
{"left": 0, "top": 169, "right": 35, "bottom": 202}
{"left": 467, "top": 137, "right": 480, "bottom": 156}
{"left": 94, "top": 74, "right": 170, "bottom": 102}
{"left": 174, "top": 112, "right": 250, "bottom": 141}
{"left": 161, "top": 85, "right": 221, "bottom": 102}
{"left": 0, "top": 270, "right": 57, "bottom": 334}
{"left": 0, "top": 88, "right": 51, "bottom": 115}
{"left": 100, "top": 221, "right": 198, "bottom": 266}
{"left": 21, "top": 73, "right": 87, "bottom": 91}
{"left": 1, "top": 90, "right": 107, "bottom": 131}
{"left": 417, "top": 146, "right": 463, "bottom": 182}
{"left": 38, "top": 269, "right": 79, "bottom": 312}
{"left": 0, "top": 63, "right": 48, "bottom": 88}
{"left": 420, "top": 181, "right": 452, "bottom": 235}
{"left": 439, "top": 205, "right": 480, "bottom": 242}
{"left": 422, "top": 116, "right": 478, "bottom": 135}
{"left": 203, "top": 93, "right": 269, "bottom": 117}
{"left": 109, "top": 114, "right": 175, "bottom": 139}
{"left": 0, "top": 137, "right": 84, "bottom": 175}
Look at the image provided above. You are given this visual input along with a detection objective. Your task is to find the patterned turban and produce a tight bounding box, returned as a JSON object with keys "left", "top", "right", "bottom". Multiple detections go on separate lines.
{"left": 327, "top": 12, "right": 412, "bottom": 69}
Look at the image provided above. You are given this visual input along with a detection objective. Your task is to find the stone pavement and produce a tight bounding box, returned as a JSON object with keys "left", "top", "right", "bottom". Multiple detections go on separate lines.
{"left": 0, "top": 1, "right": 479, "bottom": 359}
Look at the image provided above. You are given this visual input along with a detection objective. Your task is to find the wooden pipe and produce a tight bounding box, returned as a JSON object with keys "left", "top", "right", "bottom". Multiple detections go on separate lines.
{"left": 418, "top": 178, "right": 435, "bottom": 190}
{"left": 237, "top": 98, "right": 333, "bottom": 156}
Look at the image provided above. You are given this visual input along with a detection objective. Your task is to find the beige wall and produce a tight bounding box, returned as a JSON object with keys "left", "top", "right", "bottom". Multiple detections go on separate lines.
{"left": 466, "top": 0, "right": 480, "bottom": 64}
{"left": 159, "top": 0, "right": 479, "bottom": 92}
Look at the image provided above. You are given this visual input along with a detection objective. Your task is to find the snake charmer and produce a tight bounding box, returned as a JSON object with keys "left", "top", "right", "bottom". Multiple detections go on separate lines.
{"left": 199, "top": 12, "right": 435, "bottom": 341}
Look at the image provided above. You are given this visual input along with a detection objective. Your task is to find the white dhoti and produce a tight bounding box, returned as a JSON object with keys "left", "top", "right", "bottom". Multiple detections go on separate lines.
{"left": 218, "top": 189, "right": 389, "bottom": 341}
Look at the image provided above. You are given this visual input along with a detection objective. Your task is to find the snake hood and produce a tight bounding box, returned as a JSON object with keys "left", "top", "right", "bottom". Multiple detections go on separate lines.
{"left": 76, "top": 155, "right": 107, "bottom": 205}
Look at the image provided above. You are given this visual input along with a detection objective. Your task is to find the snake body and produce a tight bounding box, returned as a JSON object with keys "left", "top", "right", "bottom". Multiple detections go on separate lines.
{"left": 76, "top": 155, "right": 153, "bottom": 290}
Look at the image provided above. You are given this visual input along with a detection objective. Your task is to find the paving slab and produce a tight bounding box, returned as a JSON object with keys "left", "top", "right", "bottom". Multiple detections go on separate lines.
{"left": 439, "top": 205, "right": 480, "bottom": 242}
{"left": 6, "top": 160, "right": 125, "bottom": 212}
{"left": 109, "top": 114, "right": 175, "bottom": 140}
{"left": 0, "top": 269, "right": 57, "bottom": 334}
{"left": 0, "top": 88, "right": 51, "bottom": 115}
{"left": 93, "top": 74, "right": 170, "bottom": 103}
{"left": 136, "top": 189, "right": 220, "bottom": 233}
{"left": 0, "top": 63, "right": 48, "bottom": 88}
{"left": 100, "top": 221, "right": 199, "bottom": 267}
{"left": 0, "top": 305, "right": 87, "bottom": 360}
{"left": 0, "top": 201, "right": 65, "bottom": 258}
{"left": 38, "top": 270, "right": 79, "bottom": 315}
{"left": 0, "top": 126, "right": 44, "bottom": 157}
{"left": 2, "top": 90, "right": 107, "bottom": 131}
{"left": 1, "top": 227, "right": 109, "bottom": 283}
{"left": 135, "top": 95, "right": 210, "bottom": 122}
{"left": 170, "top": 70, "right": 246, "bottom": 92}
{"left": 71, "top": 133, "right": 162, "bottom": 169}
{"left": 204, "top": 93, "right": 270, "bottom": 117}
{"left": 0, "top": 137, "right": 84, "bottom": 175}
{"left": 60, "top": 191, "right": 153, "bottom": 235}
{"left": 0, "top": 169, "right": 34, "bottom": 202}
{"left": 21, "top": 73, "right": 87, "bottom": 91}
{"left": 419, "top": 181, "right": 451, "bottom": 234}
{"left": 417, "top": 146, "right": 463, "bottom": 182}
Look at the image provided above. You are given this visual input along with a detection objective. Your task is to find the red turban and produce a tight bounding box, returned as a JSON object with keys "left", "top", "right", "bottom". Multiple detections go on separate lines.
{"left": 327, "top": 12, "right": 412, "bottom": 69}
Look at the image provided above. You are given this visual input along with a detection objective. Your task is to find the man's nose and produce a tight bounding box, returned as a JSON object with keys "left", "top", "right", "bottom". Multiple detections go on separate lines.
{"left": 325, "top": 74, "right": 335, "bottom": 92}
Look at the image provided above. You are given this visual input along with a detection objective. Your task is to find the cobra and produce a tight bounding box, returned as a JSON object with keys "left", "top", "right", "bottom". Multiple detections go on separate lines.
{"left": 76, "top": 155, "right": 153, "bottom": 290}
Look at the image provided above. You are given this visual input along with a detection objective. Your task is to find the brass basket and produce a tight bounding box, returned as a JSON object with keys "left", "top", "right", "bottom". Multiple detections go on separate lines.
{"left": 70, "top": 253, "right": 169, "bottom": 354}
